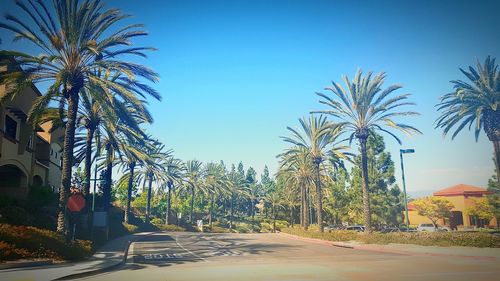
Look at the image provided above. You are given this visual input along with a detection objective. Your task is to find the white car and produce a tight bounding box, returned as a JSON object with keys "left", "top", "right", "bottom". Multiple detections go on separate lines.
{"left": 417, "top": 223, "right": 450, "bottom": 232}
{"left": 345, "top": 225, "right": 365, "bottom": 232}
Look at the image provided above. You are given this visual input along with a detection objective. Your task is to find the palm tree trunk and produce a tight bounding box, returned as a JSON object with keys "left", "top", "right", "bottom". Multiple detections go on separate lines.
{"left": 251, "top": 198, "right": 255, "bottom": 220}
{"left": 83, "top": 128, "right": 94, "bottom": 199}
{"left": 272, "top": 205, "right": 276, "bottom": 233}
{"left": 190, "top": 186, "right": 195, "bottom": 223}
{"left": 314, "top": 161, "right": 324, "bottom": 232}
{"left": 359, "top": 137, "right": 372, "bottom": 232}
{"left": 229, "top": 195, "right": 234, "bottom": 229}
{"left": 290, "top": 206, "right": 294, "bottom": 227}
{"left": 209, "top": 193, "right": 214, "bottom": 228}
{"left": 302, "top": 183, "right": 309, "bottom": 230}
{"left": 104, "top": 143, "right": 113, "bottom": 212}
{"left": 166, "top": 181, "right": 172, "bottom": 225}
{"left": 124, "top": 161, "right": 135, "bottom": 223}
{"left": 300, "top": 183, "right": 305, "bottom": 228}
{"left": 146, "top": 172, "right": 153, "bottom": 223}
{"left": 56, "top": 91, "right": 80, "bottom": 237}
{"left": 493, "top": 140, "right": 500, "bottom": 188}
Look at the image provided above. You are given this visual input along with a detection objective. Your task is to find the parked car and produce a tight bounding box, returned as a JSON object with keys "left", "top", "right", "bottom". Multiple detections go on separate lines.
{"left": 381, "top": 227, "right": 401, "bottom": 233}
{"left": 416, "top": 223, "right": 450, "bottom": 232}
{"left": 324, "top": 225, "right": 345, "bottom": 232}
{"left": 345, "top": 225, "right": 365, "bottom": 232}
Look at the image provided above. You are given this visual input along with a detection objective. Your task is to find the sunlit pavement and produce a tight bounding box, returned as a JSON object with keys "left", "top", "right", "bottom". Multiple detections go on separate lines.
{"left": 75, "top": 232, "right": 499, "bottom": 281}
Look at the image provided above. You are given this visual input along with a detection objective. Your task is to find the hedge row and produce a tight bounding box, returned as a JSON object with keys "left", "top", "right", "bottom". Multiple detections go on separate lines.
{"left": 0, "top": 224, "right": 93, "bottom": 261}
{"left": 281, "top": 227, "right": 500, "bottom": 248}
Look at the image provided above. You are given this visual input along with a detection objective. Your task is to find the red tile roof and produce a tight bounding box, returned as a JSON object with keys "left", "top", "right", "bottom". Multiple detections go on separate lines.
{"left": 432, "top": 184, "right": 491, "bottom": 196}
{"left": 407, "top": 202, "right": 416, "bottom": 211}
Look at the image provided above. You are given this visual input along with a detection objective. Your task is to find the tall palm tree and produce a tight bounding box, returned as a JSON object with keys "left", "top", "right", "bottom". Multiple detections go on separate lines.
{"left": 281, "top": 115, "right": 350, "bottom": 232}
{"left": 225, "top": 170, "right": 245, "bottom": 229}
{"left": 280, "top": 175, "right": 300, "bottom": 227}
{"left": 314, "top": 70, "right": 421, "bottom": 232}
{"left": 163, "top": 157, "right": 184, "bottom": 225}
{"left": 436, "top": 56, "right": 500, "bottom": 188}
{"left": 204, "top": 162, "right": 226, "bottom": 228}
{"left": 74, "top": 78, "right": 153, "bottom": 200}
{"left": 117, "top": 139, "right": 150, "bottom": 223}
{"left": 181, "top": 160, "right": 205, "bottom": 223}
{"left": 0, "top": 0, "right": 160, "bottom": 235}
{"left": 243, "top": 182, "right": 262, "bottom": 221}
{"left": 265, "top": 191, "right": 283, "bottom": 233}
{"left": 134, "top": 139, "right": 172, "bottom": 223}
{"left": 278, "top": 146, "right": 314, "bottom": 230}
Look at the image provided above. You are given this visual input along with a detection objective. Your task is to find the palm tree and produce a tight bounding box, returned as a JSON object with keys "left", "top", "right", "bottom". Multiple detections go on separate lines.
{"left": 278, "top": 146, "right": 314, "bottom": 230}
{"left": 313, "top": 70, "right": 421, "bottom": 232}
{"left": 225, "top": 170, "right": 245, "bottom": 229}
{"left": 436, "top": 56, "right": 500, "bottom": 188}
{"left": 204, "top": 162, "right": 226, "bottom": 228}
{"left": 280, "top": 176, "right": 300, "bottom": 227}
{"left": 181, "top": 160, "right": 205, "bottom": 223}
{"left": 163, "top": 157, "right": 184, "bottom": 225}
{"left": 265, "top": 191, "right": 283, "bottom": 233}
{"left": 281, "top": 115, "right": 350, "bottom": 232}
{"left": 74, "top": 80, "right": 153, "bottom": 200}
{"left": 134, "top": 139, "right": 172, "bottom": 223}
{"left": 0, "top": 0, "right": 160, "bottom": 235}
{"left": 117, "top": 139, "right": 150, "bottom": 223}
{"left": 243, "top": 182, "right": 262, "bottom": 222}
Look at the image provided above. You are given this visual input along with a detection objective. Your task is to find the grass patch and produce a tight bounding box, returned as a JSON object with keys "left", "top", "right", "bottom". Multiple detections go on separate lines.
{"left": 0, "top": 224, "right": 93, "bottom": 261}
{"left": 153, "top": 224, "right": 187, "bottom": 232}
{"left": 281, "top": 227, "right": 500, "bottom": 248}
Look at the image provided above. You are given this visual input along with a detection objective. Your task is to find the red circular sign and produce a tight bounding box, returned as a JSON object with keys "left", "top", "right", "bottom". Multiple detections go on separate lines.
{"left": 67, "top": 194, "right": 86, "bottom": 212}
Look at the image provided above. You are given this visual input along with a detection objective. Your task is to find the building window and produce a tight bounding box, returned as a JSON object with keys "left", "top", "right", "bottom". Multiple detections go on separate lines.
{"left": 26, "top": 134, "right": 33, "bottom": 150}
{"left": 5, "top": 115, "right": 17, "bottom": 140}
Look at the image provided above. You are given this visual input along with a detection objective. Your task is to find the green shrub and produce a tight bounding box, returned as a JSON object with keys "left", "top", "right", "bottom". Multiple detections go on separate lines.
{"left": 155, "top": 224, "right": 186, "bottom": 232}
{"left": 260, "top": 222, "right": 273, "bottom": 232}
{"left": 281, "top": 227, "right": 500, "bottom": 247}
{"left": 123, "top": 223, "right": 140, "bottom": 233}
{"left": 0, "top": 241, "right": 35, "bottom": 260}
{"left": 150, "top": 217, "right": 164, "bottom": 225}
{"left": 235, "top": 222, "right": 259, "bottom": 233}
{"left": 0, "top": 206, "right": 34, "bottom": 226}
{"left": 0, "top": 224, "right": 93, "bottom": 261}
{"left": 204, "top": 224, "right": 230, "bottom": 233}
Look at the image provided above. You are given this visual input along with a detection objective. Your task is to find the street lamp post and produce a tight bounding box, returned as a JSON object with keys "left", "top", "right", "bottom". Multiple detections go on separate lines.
{"left": 400, "top": 148, "right": 415, "bottom": 231}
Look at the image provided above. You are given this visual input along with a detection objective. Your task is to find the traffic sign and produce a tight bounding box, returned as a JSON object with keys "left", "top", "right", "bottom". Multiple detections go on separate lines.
{"left": 67, "top": 194, "right": 86, "bottom": 212}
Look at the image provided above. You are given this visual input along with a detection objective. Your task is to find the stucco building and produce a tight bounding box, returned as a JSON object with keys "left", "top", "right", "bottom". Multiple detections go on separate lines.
{"left": 0, "top": 62, "right": 63, "bottom": 199}
{"left": 406, "top": 184, "right": 498, "bottom": 229}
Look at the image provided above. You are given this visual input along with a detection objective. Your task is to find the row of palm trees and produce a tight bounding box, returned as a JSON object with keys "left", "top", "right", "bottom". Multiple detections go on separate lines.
{"left": 0, "top": 0, "right": 161, "bottom": 236}
{"left": 120, "top": 159, "right": 269, "bottom": 230}
{"left": 278, "top": 56, "right": 499, "bottom": 233}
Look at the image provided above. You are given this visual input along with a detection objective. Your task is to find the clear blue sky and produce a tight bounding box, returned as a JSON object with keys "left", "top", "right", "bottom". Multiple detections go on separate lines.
{"left": 1, "top": 0, "right": 499, "bottom": 196}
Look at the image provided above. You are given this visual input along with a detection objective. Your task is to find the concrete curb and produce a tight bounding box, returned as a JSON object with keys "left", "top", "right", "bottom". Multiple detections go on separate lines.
{"left": 54, "top": 231, "right": 156, "bottom": 280}
{"left": 0, "top": 260, "right": 53, "bottom": 270}
{"left": 278, "top": 232, "right": 498, "bottom": 260}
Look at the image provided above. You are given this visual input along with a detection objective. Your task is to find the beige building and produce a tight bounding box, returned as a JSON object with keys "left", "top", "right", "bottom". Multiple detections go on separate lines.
{"left": 0, "top": 62, "right": 63, "bottom": 199}
{"left": 406, "top": 184, "right": 498, "bottom": 229}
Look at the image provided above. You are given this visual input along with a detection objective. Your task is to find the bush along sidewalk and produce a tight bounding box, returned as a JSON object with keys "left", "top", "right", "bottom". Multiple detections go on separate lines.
{"left": 0, "top": 224, "right": 93, "bottom": 262}
{"left": 281, "top": 227, "right": 500, "bottom": 248}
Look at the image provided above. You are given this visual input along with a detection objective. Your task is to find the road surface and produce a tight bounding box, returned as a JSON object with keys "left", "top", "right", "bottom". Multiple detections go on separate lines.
{"left": 80, "top": 232, "right": 498, "bottom": 281}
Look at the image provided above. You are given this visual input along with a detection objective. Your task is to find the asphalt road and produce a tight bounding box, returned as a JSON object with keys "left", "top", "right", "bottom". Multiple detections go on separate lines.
{"left": 80, "top": 232, "right": 500, "bottom": 281}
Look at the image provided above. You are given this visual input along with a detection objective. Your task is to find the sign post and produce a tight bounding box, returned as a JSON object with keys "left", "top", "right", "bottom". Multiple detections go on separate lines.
{"left": 67, "top": 194, "right": 86, "bottom": 241}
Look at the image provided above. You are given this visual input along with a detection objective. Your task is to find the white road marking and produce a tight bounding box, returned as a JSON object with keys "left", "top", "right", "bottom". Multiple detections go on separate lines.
{"left": 175, "top": 235, "right": 208, "bottom": 262}
{"left": 134, "top": 247, "right": 171, "bottom": 252}
{"left": 402, "top": 271, "right": 500, "bottom": 277}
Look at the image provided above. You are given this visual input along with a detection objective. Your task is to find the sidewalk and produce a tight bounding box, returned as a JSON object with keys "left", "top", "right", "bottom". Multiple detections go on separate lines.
{"left": 279, "top": 232, "right": 500, "bottom": 260}
{"left": 0, "top": 231, "right": 155, "bottom": 281}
